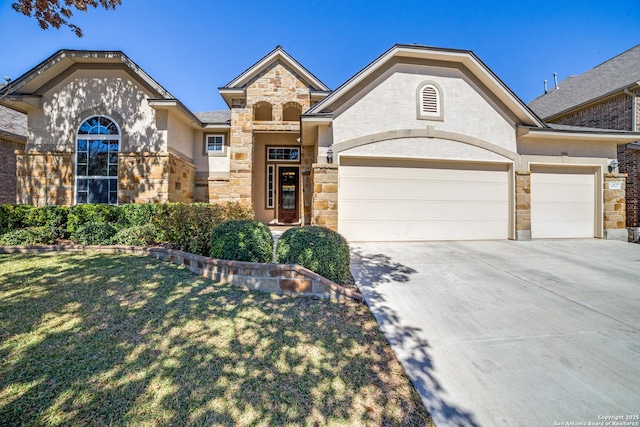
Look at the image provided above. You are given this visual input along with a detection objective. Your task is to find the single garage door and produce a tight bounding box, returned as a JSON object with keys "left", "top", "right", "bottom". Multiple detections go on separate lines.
{"left": 338, "top": 157, "right": 510, "bottom": 241}
{"left": 530, "top": 166, "right": 596, "bottom": 239}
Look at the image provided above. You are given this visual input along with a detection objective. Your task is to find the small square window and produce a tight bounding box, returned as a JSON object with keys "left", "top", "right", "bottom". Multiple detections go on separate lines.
{"left": 206, "top": 135, "right": 225, "bottom": 153}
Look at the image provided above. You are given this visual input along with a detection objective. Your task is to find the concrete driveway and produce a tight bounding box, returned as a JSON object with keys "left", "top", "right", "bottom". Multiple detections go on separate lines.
{"left": 350, "top": 240, "right": 640, "bottom": 427}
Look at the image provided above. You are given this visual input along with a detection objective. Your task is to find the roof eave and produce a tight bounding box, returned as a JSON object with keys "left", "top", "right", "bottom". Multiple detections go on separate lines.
{"left": 517, "top": 125, "right": 640, "bottom": 143}
{"left": 148, "top": 99, "right": 203, "bottom": 128}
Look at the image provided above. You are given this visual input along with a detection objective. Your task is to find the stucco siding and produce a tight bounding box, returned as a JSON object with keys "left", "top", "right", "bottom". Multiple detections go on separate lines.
{"left": 167, "top": 112, "right": 195, "bottom": 160}
{"left": 331, "top": 63, "right": 518, "bottom": 153}
{"left": 28, "top": 69, "right": 165, "bottom": 152}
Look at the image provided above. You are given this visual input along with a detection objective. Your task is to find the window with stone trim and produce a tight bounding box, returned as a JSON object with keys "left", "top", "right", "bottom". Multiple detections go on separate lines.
{"left": 282, "top": 102, "right": 302, "bottom": 121}
{"left": 75, "top": 115, "right": 120, "bottom": 205}
{"left": 417, "top": 81, "right": 443, "bottom": 120}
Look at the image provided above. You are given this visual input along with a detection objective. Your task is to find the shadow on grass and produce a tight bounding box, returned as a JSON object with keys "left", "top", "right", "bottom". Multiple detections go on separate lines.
{"left": 350, "top": 247, "right": 479, "bottom": 427}
{"left": 0, "top": 252, "right": 431, "bottom": 426}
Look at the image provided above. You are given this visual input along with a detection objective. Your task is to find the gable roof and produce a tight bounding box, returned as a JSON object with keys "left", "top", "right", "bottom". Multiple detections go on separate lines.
{"left": 304, "top": 44, "right": 546, "bottom": 127}
{"left": 222, "top": 46, "right": 329, "bottom": 90}
{"left": 529, "top": 44, "right": 640, "bottom": 119}
{"left": 0, "top": 50, "right": 176, "bottom": 113}
{"left": 218, "top": 46, "right": 330, "bottom": 108}
{"left": 0, "top": 105, "right": 27, "bottom": 142}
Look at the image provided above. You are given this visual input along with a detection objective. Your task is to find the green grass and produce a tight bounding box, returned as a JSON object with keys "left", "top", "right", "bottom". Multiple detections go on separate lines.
{"left": 0, "top": 252, "right": 432, "bottom": 426}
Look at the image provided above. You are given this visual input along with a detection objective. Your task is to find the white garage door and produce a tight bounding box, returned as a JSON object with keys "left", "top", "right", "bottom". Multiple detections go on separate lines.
{"left": 338, "top": 157, "right": 510, "bottom": 241}
{"left": 531, "top": 166, "right": 596, "bottom": 239}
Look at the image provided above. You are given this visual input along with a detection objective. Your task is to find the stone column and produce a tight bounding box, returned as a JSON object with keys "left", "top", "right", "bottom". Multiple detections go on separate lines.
{"left": 515, "top": 171, "right": 531, "bottom": 240}
{"left": 311, "top": 163, "right": 338, "bottom": 231}
{"left": 301, "top": 146, "right": 315, "bottom": 225}
{"left": 226, "top": 106, "right": 253, "bottom": 206}
{"left": 603, "top": 173, "right": 627, "bottom": 241}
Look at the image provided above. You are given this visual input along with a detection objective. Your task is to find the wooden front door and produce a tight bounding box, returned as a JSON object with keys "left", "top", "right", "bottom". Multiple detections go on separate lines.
{"left": 278, "top": 167, "right": 299, "bottom": 223}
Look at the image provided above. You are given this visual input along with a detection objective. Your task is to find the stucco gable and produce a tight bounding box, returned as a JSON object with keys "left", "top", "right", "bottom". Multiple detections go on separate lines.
{"left": 305, "top": 44, "right": 545, "bottom": 128}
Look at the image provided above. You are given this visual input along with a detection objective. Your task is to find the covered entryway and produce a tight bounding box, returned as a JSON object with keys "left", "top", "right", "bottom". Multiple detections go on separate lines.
{"left": 338, "top": 157, "right": 510, "bottom": 241}
{"left": 530, "top": 165, "right": 597, "bottom": 238}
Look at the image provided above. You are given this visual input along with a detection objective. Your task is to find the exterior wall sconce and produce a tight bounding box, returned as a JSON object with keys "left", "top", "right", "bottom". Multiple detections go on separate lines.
{"left": 608, "top": 159, "right": 620, "bottom": 173}
{"left": 327, "top": 146, "right": 333, "bottom": 164}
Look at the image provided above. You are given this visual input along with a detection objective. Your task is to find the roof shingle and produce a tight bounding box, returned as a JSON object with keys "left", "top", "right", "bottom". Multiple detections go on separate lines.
{"left": 0, "top": 105, "right": 27, "bottom": 140}
{"left": 529, "top": 44, "right": 640, "bottom": 119}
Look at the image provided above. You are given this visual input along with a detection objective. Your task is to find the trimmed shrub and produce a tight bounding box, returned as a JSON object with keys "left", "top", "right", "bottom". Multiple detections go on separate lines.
{"left": 110, "top": 224, "right": 162, "bottom": 246}
{"left": 67, "top": 204, "right": 122, "bottom": 234}
{"left": 118, "top": 203, "right": 160, "bottom": 228}
{"left": 0, "top": 205, "right": 36, "bottom": 235}
{"left": 155, "top": 202, "right": 253, "bottom": 256}
{"left": 0, "top": 226, "right": 67, "bottom": 246}
{"left": 275, "top": 226, "right": 351, "bottom": 284}
{"left": 210, "top": 219, "right": 273, "bottom": 263}
{"left": 71, "top": 222, "right": 117, "bottom": 245}
{"left": 23, "top": 206, "right": 69, "bottom": 229}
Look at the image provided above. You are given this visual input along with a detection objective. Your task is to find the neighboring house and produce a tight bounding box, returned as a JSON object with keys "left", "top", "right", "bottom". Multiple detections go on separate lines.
{"left": 0, "top": 105, "right": 27, "bottom": 204}
{"left": 529, "top": 44, "right": 640, "bottom": 241}
{"left": 1, "top": 45, "right": 639, "bottom": 242}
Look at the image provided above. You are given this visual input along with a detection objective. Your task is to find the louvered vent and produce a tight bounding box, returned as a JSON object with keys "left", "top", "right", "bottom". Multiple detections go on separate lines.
{"left": 421, "top": 85, "right": 438, "bottom": 114}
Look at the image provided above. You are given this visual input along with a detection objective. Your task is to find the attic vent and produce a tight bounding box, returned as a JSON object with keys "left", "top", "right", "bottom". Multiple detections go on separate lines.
{"left": 421, "top": 85, "right": 438, "bottom": 114}
{"left": 417, "top": 82, "right": 443, "bottom": 120}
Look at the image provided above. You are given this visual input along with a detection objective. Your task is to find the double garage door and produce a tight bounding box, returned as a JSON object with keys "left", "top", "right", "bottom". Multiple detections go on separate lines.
{"left": 338, "top": 158, "right": 597, "bottom": 242}
{"left": 338, "top": 158, "right": 510, "bottom": 241}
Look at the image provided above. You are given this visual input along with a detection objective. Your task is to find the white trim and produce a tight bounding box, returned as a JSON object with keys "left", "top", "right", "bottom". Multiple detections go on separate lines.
{"left": 74, "top": 114, "right": 121, "bottom": 205}
{"left": 266, "top": 164, "right": 275, "bottom": 209}
{"left": 267, "top": 146, "right": 301, "bottom": 162}
{"left": 205, "top": 134, "right": 226, "bottom": 156}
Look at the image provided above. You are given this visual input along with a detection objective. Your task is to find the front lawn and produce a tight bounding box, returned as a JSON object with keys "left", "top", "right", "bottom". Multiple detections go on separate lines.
{"left": 0, "top": 252, "right": 431, "bottom": 426}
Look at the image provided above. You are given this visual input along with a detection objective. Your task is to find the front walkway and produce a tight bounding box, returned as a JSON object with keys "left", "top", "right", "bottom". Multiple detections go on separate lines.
{"left": 351, "top": 239, "right": 640, "bottom": 426}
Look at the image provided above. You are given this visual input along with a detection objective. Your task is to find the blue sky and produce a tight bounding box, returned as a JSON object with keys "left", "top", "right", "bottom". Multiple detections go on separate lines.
{"left": 1, "top": 0, "right": 639, "bottom": 113}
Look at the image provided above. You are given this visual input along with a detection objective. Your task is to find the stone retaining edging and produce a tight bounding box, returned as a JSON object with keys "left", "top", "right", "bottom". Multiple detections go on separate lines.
{"left": 0, "top": 245, "right": 363, "bottom": 302}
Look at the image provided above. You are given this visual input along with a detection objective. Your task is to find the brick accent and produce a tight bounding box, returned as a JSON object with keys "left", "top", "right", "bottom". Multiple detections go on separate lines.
{"left": 311, "top": 163, "right": 338, "bottom": 230}
{"left": 618, "top": 146, "right": 639, "bottom": 228}
{"left": 550, "top": 90, "right": 640, "bottom": 230}
{"left": 16, "top": 150, "right": 74, "bottom": 206}
{"left": 603, "top": 173, "right": 626, "bottom": 231}
{"left": 515, "top": 171, "right": 531, "bottom": 240}
{"left": 0, "top": 245, "right": 363, "bottom": 302}
{"left": 0, "top": 138, "right": 25, "bottom": 204}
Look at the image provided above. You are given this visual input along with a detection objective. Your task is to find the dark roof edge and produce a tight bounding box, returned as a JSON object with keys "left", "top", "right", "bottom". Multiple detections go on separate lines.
{"left": 0, "top": 129, "right": 27, "bottom": 142}
{"left": 541, "top": 81, "right": 640, "bottom": 121}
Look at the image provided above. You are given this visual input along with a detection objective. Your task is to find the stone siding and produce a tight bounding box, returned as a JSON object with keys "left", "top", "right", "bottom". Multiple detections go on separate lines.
{"left": 16, "top": 150, "right": 74, "bottom": 206}
{"left": 119, "top": 152, "right": 169, "bottom": 203}
{"left": 301, "top": 146, "right": 314, "bottom": 224}
{"left": 603, "top": 173, "right": 627, "bottom": 240}
{"left": 311, "top": 163, "right": 338, "bottom": 230}
{"left": 515, "top": 171, "right": 531, "bottom": 240}
{"left": 167, "top": 154, "right": 195, "bottom": 202}
{"left": 194, "top": 177, "right": 209, "bottom": 202}
{"left": 0, "top": 138, "right": 25, "bottom": 204}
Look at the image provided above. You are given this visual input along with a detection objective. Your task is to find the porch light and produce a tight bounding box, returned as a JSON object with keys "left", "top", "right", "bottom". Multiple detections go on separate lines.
{"left": 608, "top": 158, "right": 620, "bottom": 173}
{"left": 327, "top": 146, "right": 333, "bottom": 164}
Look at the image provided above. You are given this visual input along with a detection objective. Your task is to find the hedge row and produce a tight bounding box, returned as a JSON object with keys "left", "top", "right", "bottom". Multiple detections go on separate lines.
{"left": 0, "top": 203, "right": 253, "bottom": 256}
{"left": 0, "top": 204, "right": 352, "bottom": 285}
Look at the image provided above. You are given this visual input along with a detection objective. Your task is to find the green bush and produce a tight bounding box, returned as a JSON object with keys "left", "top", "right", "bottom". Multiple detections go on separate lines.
{"left": 23, "top": 206, "right": 69, "bottom": 229}
{"left": 71, "top": 222, "right": 117, "bottom": 245}
{"left": 155, "top": 202, "right": 253, "bottom": 256}
{"left": 118, "top": 203, "right": 160, "bottom": 228}
{"left": 110, "top": 224, "right": 162, "bottom": 246}
{"left": 209, "top": 219, "right": 273, "bottom": 263}
{"left": 67, "top": 204, "right": 122, "bottom": 234}
{"left": 275, "top": 226, "right": 351, "bottom": 284}
{"left": 0, "top": 226, "right": 66, "bottom": 246}
{"left": 0, "top": 205, "right": 36, "bottom": 235}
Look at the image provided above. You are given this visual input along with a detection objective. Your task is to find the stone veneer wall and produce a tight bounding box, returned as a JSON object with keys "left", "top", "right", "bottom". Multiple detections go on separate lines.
{"left": 194, "top": 176, "right": 209, "bottom": 202}
{"left": 167, "top": 153, "right": 195, "bottom": 203}
{"left": 119, "top": 152, "right": 196, "bottom": 204}
{"left": 16, "top": 150, "right": 74, "bottom": 206}
{"left": 311, "top": 163, "right": 338, "bottom": 230}
{"left": 0, "top": 138, "right": 25, "bottom": 204}
{"left": 515, "top": 171, "right": 531, "bottom": 240}
{"left": 603, "top": 173, "right": 627, "bottom": 240}
{"left": 301, "top": 146, "right": 314, "bottom": 224}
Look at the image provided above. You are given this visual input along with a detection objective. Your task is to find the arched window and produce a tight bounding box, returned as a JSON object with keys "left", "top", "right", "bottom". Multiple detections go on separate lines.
{"left": 254, "top": 101, "right": 272, "bottom": 121}
{"left": 75, "top": 115, "right": 120, "bottom": 205}
{"left": 282, "top": 102, "right": 302, "bottom": 121}
{"left": 417, "top": 82, "right": 443, "bottom": 120}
